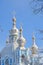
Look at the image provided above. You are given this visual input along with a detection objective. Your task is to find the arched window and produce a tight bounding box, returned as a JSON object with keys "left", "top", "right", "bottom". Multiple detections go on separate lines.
{"left": 5, "top": 58, "right": 9, "bottom": 65}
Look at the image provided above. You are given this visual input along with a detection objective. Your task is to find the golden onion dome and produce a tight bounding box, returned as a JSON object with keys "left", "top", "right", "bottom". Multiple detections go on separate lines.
{"left": 17, "top": 26, "right": 26, "bottom": 47}
{"left": 31, "top": 34, "right": 38, "bottom": 54}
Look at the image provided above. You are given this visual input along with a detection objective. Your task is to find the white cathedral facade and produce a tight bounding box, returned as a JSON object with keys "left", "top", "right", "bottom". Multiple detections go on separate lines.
{"left": 0, "top": 17, "right": 43, "bottom": 65}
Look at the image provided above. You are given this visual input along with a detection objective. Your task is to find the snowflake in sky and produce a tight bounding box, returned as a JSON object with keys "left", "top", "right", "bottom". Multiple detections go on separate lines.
{"left": 30, "top": 0, "right": 43, "bottom": 14}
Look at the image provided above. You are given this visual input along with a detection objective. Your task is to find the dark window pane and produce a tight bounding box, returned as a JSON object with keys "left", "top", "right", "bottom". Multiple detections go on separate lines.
{"left": 0, "top": 60, "right": 1, "bottom": 65}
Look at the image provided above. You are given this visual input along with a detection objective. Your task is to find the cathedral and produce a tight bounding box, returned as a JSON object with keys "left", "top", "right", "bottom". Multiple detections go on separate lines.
{"left": 0, "top": 17, "right": 43, "bottom": 65}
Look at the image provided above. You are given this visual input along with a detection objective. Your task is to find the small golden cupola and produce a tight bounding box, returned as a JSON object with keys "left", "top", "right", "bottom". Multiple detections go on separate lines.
{"left": 31, "top": 34, "right": 38, "bottom": 55}
{"left": 17, "top": 26, "right": 26, "bottom": 47}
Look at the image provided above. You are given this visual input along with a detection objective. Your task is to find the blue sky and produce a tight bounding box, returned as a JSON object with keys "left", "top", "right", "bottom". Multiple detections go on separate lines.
{"left": 0, "top": 0, "right": 43, "bottom": 51}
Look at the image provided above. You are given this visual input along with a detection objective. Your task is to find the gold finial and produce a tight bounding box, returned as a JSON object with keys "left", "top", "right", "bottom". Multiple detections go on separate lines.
{"left": 19, "top": 23, "right": 23, "bottom": 37}
{"left": 12, "top": 11, "right": 16, "bottom": 22}
{"left": 19, "top": 24, "right": 23, "bottom": 36}
{"left": 32, "top": 32, "right": 35, "bottom": 40}
{"left": 20, "top": 23, "right": 23, "bottom": 32}
{"left": 12, "top": 17, "right": 16, "bottom": 22}
{"left": 32, "top": 32, "right": 36, "bottom": 45}
{"left": 20, "top": 27, "right": 22, "bottom": 32}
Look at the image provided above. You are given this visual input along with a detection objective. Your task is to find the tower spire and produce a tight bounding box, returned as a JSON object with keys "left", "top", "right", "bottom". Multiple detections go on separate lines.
{"left": 17, "top": 25, "right": 26, "bottom": 47}
{"left": 32, "top": 33, "right": 36, "bottom": 45}
{"left": 31, "top": 33, "right": 38, "bottom": 55}
{"left": 19, "top": 25, "right": 23, "bottom": 37}
{"left": 12, "top": 16, "right": 16, "bottom": 28}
